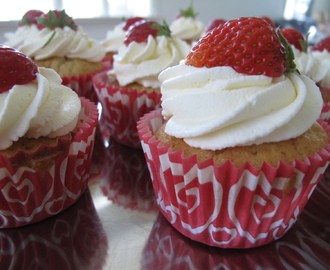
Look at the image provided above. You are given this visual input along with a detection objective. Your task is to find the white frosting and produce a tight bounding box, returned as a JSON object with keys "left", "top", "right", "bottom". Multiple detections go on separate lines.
{"left": 0, "top": 67, "right": 81, "bottom": 150}
{"left": 5, "top": 26, "right": 105, "bottom": 62}
{"left": 292, "top": 47, "right": 330, "bottom": 87}
{"left": 102, "top": 22, "right": 126, "bottom": 53}
{"left": 170, "top": 17, "right": 205, "bottom": 41}
{"left": 109, "top": 35, "right": 191, "bottom": 88}
{"left": 309, "top": 49, "right": 330, "bottom": 87}
{"left": 4, "top": 25, "right": 39, "bottom": 49}
{"left": 159, "top": 64, "right": 323, "bottom": 150}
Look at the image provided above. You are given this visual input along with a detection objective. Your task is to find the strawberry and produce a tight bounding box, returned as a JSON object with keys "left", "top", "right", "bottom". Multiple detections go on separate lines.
{"left": 205, "top": 19, "right": 227, "bottom": 33}
{"left": 311, "top": 36, "right": 330, "bottom": 52}
{"left": 280, "top": 28, "right": 307, "bottom": 52}
{"left": 185, "top": 17, "right": 296, "bottom": 77}
{"left": 18, "top": 10, "right": 45, "bottom": 26}
{"left": 0, "top": 45, "right": 38, "bottom": 94}
{"left": 36, "top": 10, "right": 77, "bottom": 31}
{"left": 122, "top": 17, "right": 146, "bottom": 31}
{"left": 124, "top": 20, "right": 171, "bottom": 46}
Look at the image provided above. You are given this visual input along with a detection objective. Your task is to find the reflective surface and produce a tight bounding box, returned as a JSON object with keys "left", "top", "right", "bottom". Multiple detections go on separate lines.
{"left": 1, "top": 130, "right": 330, "bottom": 270}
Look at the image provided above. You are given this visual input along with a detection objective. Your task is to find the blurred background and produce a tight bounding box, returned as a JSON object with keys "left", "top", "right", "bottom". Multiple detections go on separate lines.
{"left": 0, "top": 0, "right": 329, "bottom": 43}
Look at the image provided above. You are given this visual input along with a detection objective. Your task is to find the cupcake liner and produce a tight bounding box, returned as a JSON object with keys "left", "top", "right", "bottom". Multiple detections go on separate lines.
{"left": 62, "top": 66, "right": 108, "bottom": 103}
{"left": 93, "top": 70, "right": 161, "bottom": 149}
{"left": 137, "top": 108, "right": 330, "bottom": 249}
{"left": 100, "top": 140, "right": 158, "bottom": 212}
{"left": 0, "top": 189, "right": 108, "bottom": 270}
{"left": 141, "top": 209, "right": 330, "bottom": 269}
{"left": 0, "top": 98, "right": 99, "bottom": 228}
{"left": 320, "top": 86, "right": 330, "bottom": 122}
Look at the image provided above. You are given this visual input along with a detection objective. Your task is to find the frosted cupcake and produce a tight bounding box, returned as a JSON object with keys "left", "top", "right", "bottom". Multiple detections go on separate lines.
{"left": 170, "top": 4, "right": 205, "bottom": 45}
{"left": 137, "top": 17, "right": 330, "bottom": 248}
{"left": 93, "top": 20, "right": 190, "bottom": 148}
{"left": 4, "top": 10, "right": 106, "bottom": 102}
{"left": 0, "top": 45, "right": 98, "bottom": 228}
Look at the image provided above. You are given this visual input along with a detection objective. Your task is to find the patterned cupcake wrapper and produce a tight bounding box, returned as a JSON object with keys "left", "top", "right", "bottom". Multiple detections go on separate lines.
{"left": 0, "top": 98, "right": 99, "bottom": 228}
{"left": 137, "top": 108, "right": 330, "bottom": 248}
{"left": 93, "top": 70, "right": 161, "bottom": 148}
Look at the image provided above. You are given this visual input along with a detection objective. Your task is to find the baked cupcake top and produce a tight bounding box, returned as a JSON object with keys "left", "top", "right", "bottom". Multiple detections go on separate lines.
{"left": 159, "top": 17, "right": 323, "bottom": 150}
{"left": 0, "top": 45, "right": 81, "bottom": 150}
{"left": 4, "top": 10, "right": 105, "bottom": 62}
{"left": 108, "top": 20, "right": 190, "bottom": 88}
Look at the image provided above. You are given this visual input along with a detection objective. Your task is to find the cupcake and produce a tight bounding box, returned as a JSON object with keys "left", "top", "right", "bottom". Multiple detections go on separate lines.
{"left": 137, "top": 17, "right": 330, "bottom": 248}
{"left": 101, "top": 16, "right": 146, "bottom": 68}
{"left": 0, "top": 189, "right": 108, "bottom": 270}
{"left": 280, "top": 29, "right": 330, "bottom": 121}
{"left": 93, "top": 20, "right": 190, "bottom": 148}
{"left": 0, "top": 45, "right": 98, "bottom": 228}
{"left": 169, "top": 4, "right": 205, "bottom": 45}
{"left": 4, "top": 10, "right": 106, "bottom": 102}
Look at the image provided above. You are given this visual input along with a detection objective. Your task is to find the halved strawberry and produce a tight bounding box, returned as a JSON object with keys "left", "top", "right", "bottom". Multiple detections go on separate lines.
{"left": 18, "top": 10, "right": 45, "bottom": 26}
{"left": 185, "top": 17, "right": 295, "bottom": 77}
{"left": 122, "top": 17, "right": 146, "bottom": 31}
{"left": 124, "top": 20, "right": 171, "bottom": 46}
{"left": 36, "top": 10, "right": 77, "bottom": 31}
{"left": 0, "top": 45, "right": 38, "bottom": 93}
{"left": 280, "top": 28, "right": 307, "bottom": 52}
{"left": 312, "top": 36, "right": 330, "bottom": 52}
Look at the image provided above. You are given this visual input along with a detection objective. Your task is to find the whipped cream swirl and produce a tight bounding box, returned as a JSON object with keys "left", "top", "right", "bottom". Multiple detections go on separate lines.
{"left": 293, "top": 47, "right": 330, "bottom": 87}
{"left": 0, "top": 67, "right": 81, "bottom": 150}
{"left": 4, "top": 25, "right": 39, "bottom": 49}
{"left": 170, "top": 17, "right": 205, "bottom": 41}
{"left": 160, "top": 64, "right": 323, "bottom": 150}
{"left": 6, "top": 26, "right": 105, "bottom": 62}
{"left": 109, "top": 35, "right": 190, "bottom": 88}
{"left": 102, "top": 22, "right": 126, "bottom": 53}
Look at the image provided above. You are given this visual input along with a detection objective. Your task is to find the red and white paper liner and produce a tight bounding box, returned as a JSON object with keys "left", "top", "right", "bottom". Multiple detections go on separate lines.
{"left": 62, "top": 66, "right": 108, "bottom": 103}
{"left": 137, "top": 108, "right": 330, "bottom": 249}
{"left": 0, "top": 97, "right": 99, "bottom": 228}
{"left": 93, "top": 70, "right": 161, "bottom": 149}
{"left": 100, "top": 140, "right": 158, "bottom": 212}
{"left": 141, "top": 211, "right": 330, "bottom": 269}
{"left": 320, "top": 86, "right": 330, "bottom": 122}
{"left": 0, "top": 189, "right": 108, "bottom": 270}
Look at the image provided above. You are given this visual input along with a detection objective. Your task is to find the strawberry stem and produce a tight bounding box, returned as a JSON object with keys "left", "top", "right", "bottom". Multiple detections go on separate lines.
{"left": 277, "top": 28, "right": 299, "bottom": 74}
{"left": 151, "top": 20, "right": 172, "bottom": 38}
{"left": 42, "top": 31, "right": 56, "bottom": 48}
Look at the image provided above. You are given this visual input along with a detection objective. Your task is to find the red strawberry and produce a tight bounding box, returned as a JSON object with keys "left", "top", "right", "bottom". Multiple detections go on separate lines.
{"left": 124, "top": 20, "right": 171, "bottom": 46}
{"left": 18, "top": 10, "right": 45, "bottom": 26}
{"left": 0, "top": 45, "right": 38, "bottom": 94}
{"left": 205, "top": 19, "right": 227, "bottom": 33}
{"left": 311, "top": 36, "right": 330, "bottom": 52}
{"left": 185, "top": 17, "right": 295, "bottom": 77}
{"left": 36, "top": 10, "right": 77, "bottom": 31}
{"left": 280, "top": 28, "right": 307, "bottom": 52}
{"left": 123, "top": 17, "right": 146, "bottom": 31}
